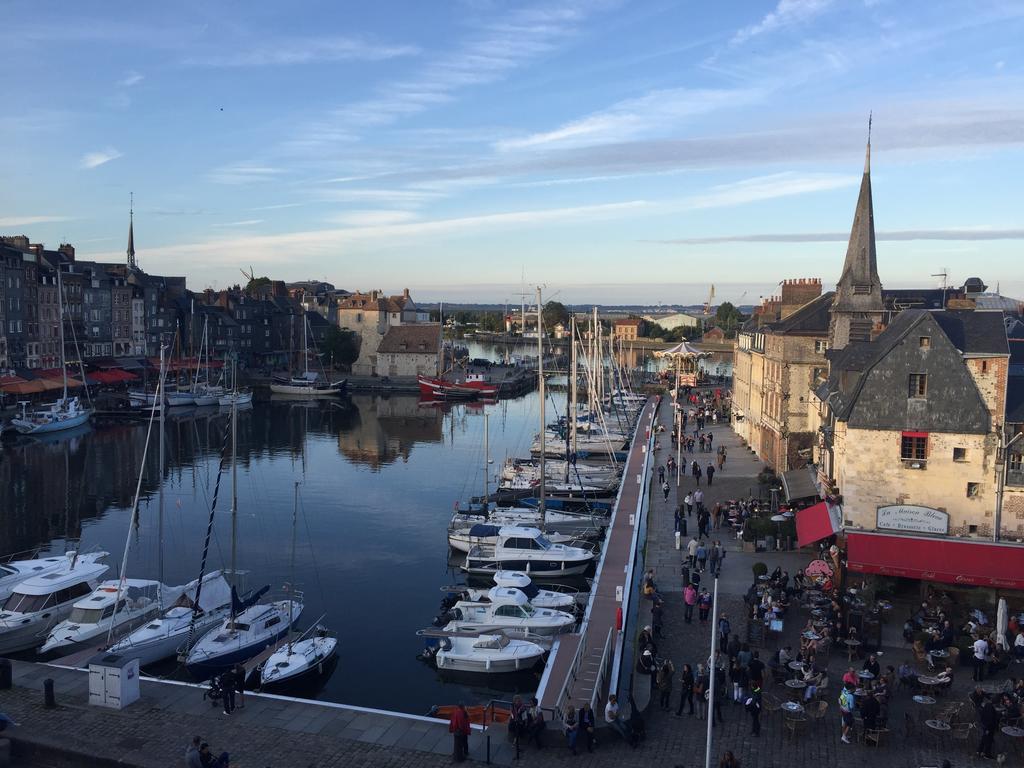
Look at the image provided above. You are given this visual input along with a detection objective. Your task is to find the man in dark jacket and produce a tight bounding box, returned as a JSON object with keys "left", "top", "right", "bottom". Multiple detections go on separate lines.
{"left": 578, "top": 702, "right": 597, "bottom": 753}
{"left": 977, "top": 699, "right": 999, "bottom": 759}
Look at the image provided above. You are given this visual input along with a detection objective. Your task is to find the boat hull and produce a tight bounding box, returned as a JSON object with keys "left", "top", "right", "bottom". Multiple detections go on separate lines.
{"left": 461, "top": 559, "right": 592, "bottom": 578}
{"left": 109, "top": 608, "right": 229, "bottom": 667}
{"left": 269, "top": 381, "right": 346, "bottom": 398}
{"left": 12, "top": 409, "right": 91, "bottom": 435}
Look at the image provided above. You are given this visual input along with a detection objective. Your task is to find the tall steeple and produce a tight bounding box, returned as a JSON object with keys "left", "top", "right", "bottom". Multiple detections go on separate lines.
{"left": 127, "top": 192, "right": 137, "bottom": 271}
{"left": 828, "top": 115, "right": 883, "bottom": 350}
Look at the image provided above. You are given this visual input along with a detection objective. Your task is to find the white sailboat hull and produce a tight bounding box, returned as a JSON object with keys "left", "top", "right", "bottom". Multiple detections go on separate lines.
{"left": 12, "top": 408, "right": 91, "bottom": 435}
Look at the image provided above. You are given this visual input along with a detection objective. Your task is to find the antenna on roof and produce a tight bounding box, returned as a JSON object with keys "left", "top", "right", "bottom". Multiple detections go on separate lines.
{"left": 931, "top": 267, "right": 949, "bottom": 307}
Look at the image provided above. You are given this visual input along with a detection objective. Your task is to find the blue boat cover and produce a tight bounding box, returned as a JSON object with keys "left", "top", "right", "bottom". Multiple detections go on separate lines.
{"left": 468, "top": 524, "right": 502, "bottom": 537}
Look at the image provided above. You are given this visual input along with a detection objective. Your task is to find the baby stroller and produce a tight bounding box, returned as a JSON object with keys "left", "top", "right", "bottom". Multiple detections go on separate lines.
{"left": 203, "top": 675, "right": 226, "bottom": 708}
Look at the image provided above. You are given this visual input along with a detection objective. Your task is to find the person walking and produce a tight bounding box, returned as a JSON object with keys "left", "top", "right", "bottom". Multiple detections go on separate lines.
{"left": 696, "top": 542, "right": 708, "bottom": 573}
{"left": 707, "top": 463, "right": 716, "bottom": 486}
{"left": 720, "top": 750, "right": 740, "bottom": 768}
{"left": 232, "top": 663, "right": 246, "bottom": 709}
{"left": 745, "top": 686, "right": 762, "bottom": 737}
{"left": 718, "top": 613, "right": 731, "bottom": 650}
{"left": 449, "top": 702, "right": 471, "bottom": 762}
{"left": 219, "top": 668, "right": 236, "bottom": 716}
{"left": 658, "top": 659, "right": 676, "bottom": 711}
{"left": 684, "top": 492, "right": 693, "bottom": 516}
{"left": 662, "top": 481, "right": 670, "bottom": 501}
{"left": 694, "top": 488, "right": 705, "bottom": 514}
{"left": 694, "top": 665, "right": 709, "bottom": 720}
{"left": 698, "top": 588, "right": 712, "bottom": 624}
{"left": 715, "top": 540, "right": 725, "bottom": 576}
{"left": 709, "top": 543, "right": 720, "bottom": 575}
{"left": 676, "top": 663, "right": 695, "bottom": 716}
{"left": 692, "top": 460, "right": 701, "bottom": 485}
{"left": 687, "top": 536, "right": 699, "bottom": 570}
{"left": 977, "top": 697, "right": 999, "bottom": 759}
{"left": 839, "top": 683, "right": 855, "bottom": 744}
{"left": 973, "top": 634, "right": 989, "bottom": 681}
{"left": 684, "top": 583, "right": 697, "bottom": 623}
{"left": 658, "top": 465, "right": 666, "bottom": 485}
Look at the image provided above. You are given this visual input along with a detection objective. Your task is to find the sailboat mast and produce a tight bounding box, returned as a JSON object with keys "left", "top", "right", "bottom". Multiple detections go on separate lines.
{"left": 483, "top": 412, "right": 489, "bottom": 508}
{"left": 537, "top": 287, "right": 545, "bottom": 516}
{"left": 569, "top": 315, "right": 577, "bottom": 477}
{"left": 158, "top": 344, "right": 166, "bottom": 597}
{"left": 303, "top": 311, "right": 309, "bottom": 376}
{"left": 289, "top": 481, "right": 298, "bottom": 654}
{"left": 229, "top": 395, "right": 238, "bottom": 619}
{"left": 57, "top": 268, "right": 68, "bottom": 400}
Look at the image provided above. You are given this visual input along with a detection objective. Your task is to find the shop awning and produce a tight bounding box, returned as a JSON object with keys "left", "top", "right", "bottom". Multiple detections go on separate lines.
{"left": 796, "top": 501, "right": 843, "bottom": 547}
{"left": 89, "top": 369, "right": 139, "bottom": 384}
{"left": 782, "top": 468, "right": 820, "bottom": 502}
{"left": 847, "top": 531, "right": 1024, "bottom": 590}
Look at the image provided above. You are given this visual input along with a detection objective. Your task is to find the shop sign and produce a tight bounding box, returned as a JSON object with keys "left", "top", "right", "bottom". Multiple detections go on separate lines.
{"left": 876, "top": 505, "right": 949, "bottom": 535}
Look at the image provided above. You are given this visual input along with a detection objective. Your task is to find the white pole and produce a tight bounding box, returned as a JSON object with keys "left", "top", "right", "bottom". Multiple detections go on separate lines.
{"left": 705, "top": 577, "right": 720, "bottom": 768}
{"left": 537, "top": 287, "right": 545, "bottom": 518}
{"left": 483, "top": 412, "right": 489, "bottom": 507}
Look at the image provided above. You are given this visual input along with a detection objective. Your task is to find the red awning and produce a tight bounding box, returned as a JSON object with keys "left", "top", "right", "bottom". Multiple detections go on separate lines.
{"left": 847, "top": 532, "right": 1024, "bottom": 590}
{"left": 88, "top": 369, "right": 139, "bottom": 384}
{"left": 796, "top": 501, "right": 843, "bottom": 548}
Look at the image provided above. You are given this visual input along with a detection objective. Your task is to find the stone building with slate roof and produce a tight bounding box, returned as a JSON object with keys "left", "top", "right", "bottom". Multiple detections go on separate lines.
{"left": 811, "top": 308, "right": 1015, "bottom": 537}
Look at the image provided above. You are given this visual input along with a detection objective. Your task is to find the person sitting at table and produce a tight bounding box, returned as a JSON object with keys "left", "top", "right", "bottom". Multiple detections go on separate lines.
{"left": 860, "top": 690, "right": 881, "bottom": 730}
{"left": 1013, "top": 678, "right": 1024, "bottom": 701}
{"left": 1001, "top": 694, "right": 1021, "bottom": 726}
{"left": 970, "top": 685, "right": 987, "bottom": 710}
{"left": 935, "top": 665, "right": 954, "bottom": 691}
{"left": 843, "top": 667, "right": 859, "bottom": 687}
{"left": 777, "top": 646, "right": 793, "bottom": 669}
{"left": 770, "top": 566, "right": 782, "bottom": 583}
{"left": 637, "top": 626, "right": 657, "bottom": 658}
{"left": 988, "top": 644, "right": 1010, "bottom": 675}
{"left": 898, "top": 661, "right": 918, "bottom": 690}
{"left": 903, "top": 617, "right": 917, "bottom": 644}
{"left": 862, "top": 654, "right": 880, "bottom": 677}
{"left": 802, "top": 667, "right": 821, "bottom": 701}
{"left": 803, "top": 647, "right": 817, "bottom": 670}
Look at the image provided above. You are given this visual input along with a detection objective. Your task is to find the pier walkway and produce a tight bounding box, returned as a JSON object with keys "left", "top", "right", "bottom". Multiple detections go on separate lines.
{"left": 538, "top": 396, "right": 658, "bottom": 717}
{"left": 0, "top": 658, "right": 521, "bottom": 766}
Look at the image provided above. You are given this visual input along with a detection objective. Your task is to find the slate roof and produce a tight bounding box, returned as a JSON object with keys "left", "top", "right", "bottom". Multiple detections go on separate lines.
{"left": 932, "top": 310, "right": 1009, "bottom": 355}
{"left": 817, "top": 309, "right": 1009, "bottom": 422}
{"left": 764, "top": 291, "right": 834, "bottom": 335}
{"left": 376, "top": 324, "right": 441, "bottom": 354}
{"left": 1007, "top": 377, "right": 1024, "bottom": 425}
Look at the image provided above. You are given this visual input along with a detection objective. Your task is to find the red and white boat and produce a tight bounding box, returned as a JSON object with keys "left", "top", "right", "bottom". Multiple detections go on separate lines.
{"left": 417, "top": 373, "right": 499, "bottom": 400}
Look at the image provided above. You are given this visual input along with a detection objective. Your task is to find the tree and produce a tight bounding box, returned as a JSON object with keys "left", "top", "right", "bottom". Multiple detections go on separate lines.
{"left": 322, "top": 326, "right": 360, "bottom": 368}
{"left": 542, "top": 301, "right": 570, "bottom": 331}
{"left": 715, "top": 301, "right": 744, "bottom": 334}
{"left": 245, "top": 276, "right": 272, "bottom": 294}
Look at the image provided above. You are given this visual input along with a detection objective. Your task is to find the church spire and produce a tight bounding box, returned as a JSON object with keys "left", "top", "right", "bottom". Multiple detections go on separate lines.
{"left": 127, "top": 192, "right": 137, "bottom": 271}
{"left": 828, "top": 114, "right": 884, "bottom": 350}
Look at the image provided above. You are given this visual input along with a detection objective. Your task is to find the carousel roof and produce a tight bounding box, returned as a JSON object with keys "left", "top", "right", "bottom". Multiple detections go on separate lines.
{"left": 653, "top": 341, "right": 711, "bottom": 359}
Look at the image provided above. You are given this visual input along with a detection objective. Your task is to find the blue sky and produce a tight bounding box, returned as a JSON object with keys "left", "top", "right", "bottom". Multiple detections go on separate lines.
{"left": 1, "top": 0, "right": 1022, "bottom": 304}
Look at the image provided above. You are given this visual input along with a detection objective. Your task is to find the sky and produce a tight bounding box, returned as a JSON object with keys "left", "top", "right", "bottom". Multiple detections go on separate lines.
{"left": 1, "top": 0, "right": 1023, "bottom": 305}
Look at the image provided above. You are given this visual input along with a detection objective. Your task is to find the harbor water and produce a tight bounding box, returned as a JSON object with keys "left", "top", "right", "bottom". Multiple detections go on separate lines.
{"left": 0, "top": 384, "right": 562, "bottom": 714}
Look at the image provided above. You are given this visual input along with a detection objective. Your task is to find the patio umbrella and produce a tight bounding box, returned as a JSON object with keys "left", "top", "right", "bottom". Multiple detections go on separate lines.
{"left": 997, "top": 598, "right": 1008, "bottom": 650}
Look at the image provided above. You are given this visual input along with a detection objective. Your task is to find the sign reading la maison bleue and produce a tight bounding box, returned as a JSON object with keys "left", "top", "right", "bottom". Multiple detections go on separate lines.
{"left": 876, "top": 505, "right": 950, "bottom": 535}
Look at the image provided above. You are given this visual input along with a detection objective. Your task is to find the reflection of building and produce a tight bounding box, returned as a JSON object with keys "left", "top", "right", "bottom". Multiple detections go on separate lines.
{"left": 337, "top": 394, "right": 443, "bottom": 470}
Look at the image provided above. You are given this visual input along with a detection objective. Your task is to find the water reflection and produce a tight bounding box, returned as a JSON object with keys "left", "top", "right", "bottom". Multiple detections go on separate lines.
{"left": 0, "top": 391, "right": 544, "bottom": 714}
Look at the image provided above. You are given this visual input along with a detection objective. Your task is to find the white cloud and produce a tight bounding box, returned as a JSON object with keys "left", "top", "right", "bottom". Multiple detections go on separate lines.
{"left": 118, "top": 71, "right": 144, "bottom": 87}
{"left": 213, "top": 219, "right": 265, "bottom": 227}
{"left": 732, "top": 0, "right": 834, "bottom": 45}
{"left": 185, "top": 37, "right": 418, "bottom": 67}
{"left": 79, "top": 147, "right": 123, "bottom": 169}
{"left": 206, "top": 163, "right": 284, "bottom": 185}
{"left": 0, "top": 215, "right": 73, "bottom": 227}
{"left": 652, "top": 228, "right": 1024, "bottom": 245}
{"left": 682, "top": 172, "right": 858, "bottom": 210}
{"left": 326, "top": 210, "right": 420, "bottom": 227}
{"left": 497, "top": 86, "right": 766, "bottom": 151}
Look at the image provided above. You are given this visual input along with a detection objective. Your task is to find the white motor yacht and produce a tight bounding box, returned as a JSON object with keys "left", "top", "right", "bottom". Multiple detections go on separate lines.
{"left": 462, "top": 526, "right": 595, "bottom": 579}
{"left": 39, "top": 578, "right": 179, "bottom": 656}
{"left": 428, "top": 633, "right": 545, "bottom": 674}
{"left": 108, "top": 571, "right": 233, "bottom": 666}
{"left": 0, "top": 552, "right": 99, "bottom": 604}
{"left": 447, "top": 520, "right": 579, "bottom": 554}
{"left": 474, "top": 572, "right": 578, "bottom": 611}
{"left": 185, "top": 590, "right": 303, "bottom": 680}
{"left": 0, "top": 555, "right": 110, "bottom": 655}
{"left": 442, "top": 588, "right": 575, "bottom": 636}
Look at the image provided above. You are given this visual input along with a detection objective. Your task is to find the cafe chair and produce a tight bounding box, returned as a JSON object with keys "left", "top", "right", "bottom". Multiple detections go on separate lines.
{"left": 903, "top": 712, "right": 917, "bottom": 739}
{"left": 807, "top": 700, "right": 828, "bottom": 731}
{"left": 783, "top": 711, "right": 808, "bottom": 742}
{"left": 912, "top": 641, "right": 929, "bottom": 665}
{"left": 948, "top": 722, "right": 975, "bottom": 751}
{"left": 864, "top": 727, "right": 890, "bottom": 747}
{"left": 945, "top": 646, "right": 959, "bottom": 666}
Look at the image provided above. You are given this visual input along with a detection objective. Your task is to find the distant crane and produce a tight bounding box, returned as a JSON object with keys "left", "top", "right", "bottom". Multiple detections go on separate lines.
{"left": 702, "top": 284, "right": 716, "bottom": 318}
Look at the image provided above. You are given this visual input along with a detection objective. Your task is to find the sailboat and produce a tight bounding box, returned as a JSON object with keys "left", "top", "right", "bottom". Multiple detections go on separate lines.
{"left": 191, "top": 317, "right": 224, "bottom": 406}
{"left": 186, "top": 396, "right": 303, "bottom": 679}
{"left": 253, "top": 483, "right": 337, "bottom": 694}
{"left": 219, "top": 352, "right": 252, "bottom": 407}
{"left": 12, "top": 269, "right": 92, "bottom": 434}
{"left": 110, "top": 349, "right": 234, "bottom": 665}
{"left": 270, "top": 313, "right": 346, "bottom": 397}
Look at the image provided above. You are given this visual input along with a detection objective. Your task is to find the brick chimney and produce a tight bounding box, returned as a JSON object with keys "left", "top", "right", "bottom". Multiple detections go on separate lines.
{"left": 57, "top": 243, "right": 76, "bottom": 261}
{"left": 780, "top": 278, "right": 822, "bottom": 319}
{"left": 1, "top": 235, "right": 30, "bottom": 249}
{"left": 403, "top": 287, "right": 410, "bottom": 299}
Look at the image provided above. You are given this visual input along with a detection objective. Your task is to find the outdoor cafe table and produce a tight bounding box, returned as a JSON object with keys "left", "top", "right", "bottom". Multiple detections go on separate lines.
{"left": 981, "top": 682, "right": 1004, "bottom": 696}
{"left": 845, "top": 638, "right": 861, "bottom": 661}
{"left": 917, "top": 676, "right": 942, "bottom": 696}
{"left": 858, "top": 670, "right": 875, "bottom": 681}
{"left": 785, "top": 679, "right": 807, "bottom": 700}
{"left": 802, "top": 631, "right": 822, "bottom": 641}
{"left": 782, "top": 701, "right": 805, "bottom": 714}
{"left": 788, "top": 661, "right": 806, "bottom": 672}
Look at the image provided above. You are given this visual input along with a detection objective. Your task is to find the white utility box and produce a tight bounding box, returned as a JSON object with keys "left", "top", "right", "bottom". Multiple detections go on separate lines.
{"left": 88, "top": 652, "right": 140, "bottom": 709}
